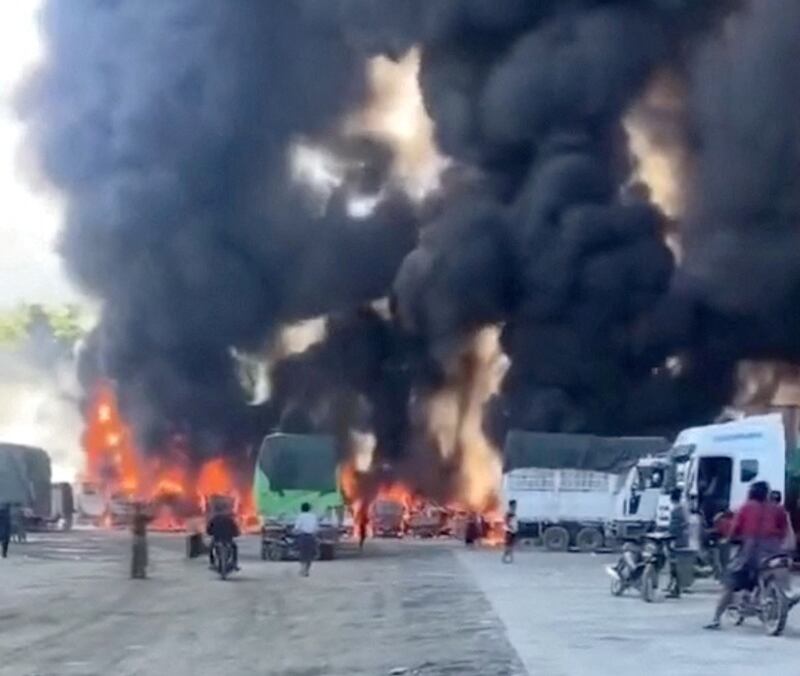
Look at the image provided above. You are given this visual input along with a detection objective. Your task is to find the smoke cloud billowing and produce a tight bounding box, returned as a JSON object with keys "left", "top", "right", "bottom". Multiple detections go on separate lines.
{"left": 19, "top": 0, "right": 800, "bottom": 500}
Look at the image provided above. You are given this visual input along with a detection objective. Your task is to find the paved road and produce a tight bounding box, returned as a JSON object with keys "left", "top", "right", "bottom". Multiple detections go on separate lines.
{"left": 458, "top": 547, "right": 800, "bottom": 676}
{"left": 0, "top": 532, "right": 523, "bottom": 676}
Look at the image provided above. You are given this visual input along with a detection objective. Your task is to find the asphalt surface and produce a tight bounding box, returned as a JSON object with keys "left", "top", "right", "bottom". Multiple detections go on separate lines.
{"left": 0, "top": 531, "right": 523, "bottom": 676}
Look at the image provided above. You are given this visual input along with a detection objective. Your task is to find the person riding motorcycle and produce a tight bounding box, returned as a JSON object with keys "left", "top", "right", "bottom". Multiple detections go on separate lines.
{"left": 207, "top": 509, "right": 240, "bottom": 571}
{"left": 704, "top": 481, "right": 787, "bottom": 629}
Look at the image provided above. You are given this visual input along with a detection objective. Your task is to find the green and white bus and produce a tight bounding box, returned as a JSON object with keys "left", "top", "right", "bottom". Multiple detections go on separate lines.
{"left": 253, "top": 433, "right": 343, "bottom": 523}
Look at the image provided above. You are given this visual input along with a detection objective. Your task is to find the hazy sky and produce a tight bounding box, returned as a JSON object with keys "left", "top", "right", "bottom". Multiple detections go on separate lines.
{"left": 0, "top": 2, "right": 85, "bottom": 310}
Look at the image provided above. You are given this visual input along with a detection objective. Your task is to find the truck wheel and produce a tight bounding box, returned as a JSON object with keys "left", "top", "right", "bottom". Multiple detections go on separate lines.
{"left": 575, "top": 527, "right": 603, "bottom": 552}
{"left": 542, "top": 526, "right": 569, "bottom": 552}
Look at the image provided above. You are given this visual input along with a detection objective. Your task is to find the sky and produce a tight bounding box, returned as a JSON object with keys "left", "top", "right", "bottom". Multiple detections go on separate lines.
{"left": 0, "top": 1, "right": 84, "bottom": 310}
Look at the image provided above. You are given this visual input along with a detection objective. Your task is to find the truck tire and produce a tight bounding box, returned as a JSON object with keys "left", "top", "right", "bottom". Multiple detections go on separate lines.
{"left": 575, "top": 527, "right": 603, "bottom": 552}
{"left": 542, "top": 526, "right": 569, "bottom": 552}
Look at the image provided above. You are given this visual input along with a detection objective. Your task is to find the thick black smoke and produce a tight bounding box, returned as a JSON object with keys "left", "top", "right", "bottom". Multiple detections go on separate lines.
{"left": 21, "top": 0, "right": 800, "bottom": 480}
{"left": 22, "top": 1, "right": 416, "bottom": 459}
{"left": 382, "top": 0, "right": 741, "bottom": 440}
{"left": 680, "top": 0, "right": 800, "bottom": 355}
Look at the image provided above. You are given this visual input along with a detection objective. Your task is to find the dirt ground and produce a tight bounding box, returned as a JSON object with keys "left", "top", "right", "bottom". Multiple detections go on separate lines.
{"left": 3, "top": 533, "right": 799, "bottom": 676}
{"left": 0, "top": 531, "right": 523, "bottom": 676}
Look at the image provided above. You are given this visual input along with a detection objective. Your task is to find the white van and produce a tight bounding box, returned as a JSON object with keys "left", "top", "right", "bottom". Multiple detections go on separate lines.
{"left": 662, "top": 414, "right": 785, "bottom": 527}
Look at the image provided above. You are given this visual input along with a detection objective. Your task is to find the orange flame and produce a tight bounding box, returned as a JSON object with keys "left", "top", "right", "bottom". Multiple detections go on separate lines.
{"left": 81, "top": 381, "right": 257, "bottom": 530}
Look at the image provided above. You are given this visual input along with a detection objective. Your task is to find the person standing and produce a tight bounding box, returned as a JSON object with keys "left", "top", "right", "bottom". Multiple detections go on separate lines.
{"left": 666, "top": 488, "right": 689, "bottom": 598}
{"left": 130, "top": 502, "right": 152, "bottom": 579}
{"left": 0, "top": 504, "right": 11, "bottom": 558}
{"left": 294, "top": 502, "right": 319, "bottom": 577}
{"left": 502, "top": 500, "right": 518, "bottom": 564}
{"left": 357, "top": 507, "right": 369, "bottom": 551}
{"left": 769, "top": 490, "right": 796, "bottom": 553}
{"left": 464, "top": 512, "right": 479, "bottom": 547}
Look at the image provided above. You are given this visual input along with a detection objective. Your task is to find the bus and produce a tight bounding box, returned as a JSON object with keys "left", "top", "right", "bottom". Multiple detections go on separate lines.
{"left": 253, "top": 433, "right": 343, "bottom": 525}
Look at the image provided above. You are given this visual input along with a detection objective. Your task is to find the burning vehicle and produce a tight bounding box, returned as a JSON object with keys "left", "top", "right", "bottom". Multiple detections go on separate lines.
{"left": 81, "top": 383, "right": 257, "bottom": 531}
{"left": 20, "top": 0, "right": 800, "bottom": 558}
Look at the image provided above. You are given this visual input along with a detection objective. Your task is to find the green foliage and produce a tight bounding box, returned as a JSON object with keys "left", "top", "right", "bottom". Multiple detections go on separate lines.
{"left": 0, "top": 303, "right": 89, "bottom": 348}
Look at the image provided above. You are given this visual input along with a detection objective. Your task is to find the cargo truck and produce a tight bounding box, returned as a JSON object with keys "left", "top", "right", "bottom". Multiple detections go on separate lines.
{"left": 0, "top": 443, "right": 53, "bottom": 530}
{"left": 502, "top": 432, "right": 670, "bottom": 551}
{"left": 503, "top": 416, "right": 788, "bottom": 552}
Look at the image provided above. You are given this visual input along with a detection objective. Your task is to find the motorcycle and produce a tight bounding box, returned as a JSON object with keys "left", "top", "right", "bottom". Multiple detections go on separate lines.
{"left": 606, "top": 532, "right": 674, "bottom": 602}
{"left": 725, "top": 554, "right": 797, "bottom": 636}
{"left": 212, "top": 540, "right": 235, "bottom": 580}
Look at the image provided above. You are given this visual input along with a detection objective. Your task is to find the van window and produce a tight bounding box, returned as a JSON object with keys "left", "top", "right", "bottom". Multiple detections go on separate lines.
{"left": 740, "top": 459, "right": 759, "bottom": 483}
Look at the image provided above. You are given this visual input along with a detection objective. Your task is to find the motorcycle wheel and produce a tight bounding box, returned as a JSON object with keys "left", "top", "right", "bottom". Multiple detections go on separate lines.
{"left": 760, "top": 580, "right": 788, "bottom": 636}
{"left": 267, "top": 543, "right": 283, "bottom": 562}
{"left": 218, "top": 548, "right": 228, "bottom": 580}
{"left": 610, "top": 575, "right": 625, "bottom": 597}
{"left": 641, "top": 564, "right": 658, "bottom": 603}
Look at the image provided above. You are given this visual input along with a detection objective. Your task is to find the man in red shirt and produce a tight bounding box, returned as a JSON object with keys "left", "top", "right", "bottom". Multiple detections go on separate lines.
{"left": 705, "top": 481, "right": 786, "bottom": 629}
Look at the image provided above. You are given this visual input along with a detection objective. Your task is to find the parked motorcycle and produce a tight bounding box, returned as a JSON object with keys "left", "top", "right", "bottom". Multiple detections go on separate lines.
{"left": 725, "top": 554, "right": 797, "bottom": 636}
{"left": 606, "top": 532, "right": 674, "bottom": 602}
{"left": 213, "top": 540, "right": 235, "bottom": 580}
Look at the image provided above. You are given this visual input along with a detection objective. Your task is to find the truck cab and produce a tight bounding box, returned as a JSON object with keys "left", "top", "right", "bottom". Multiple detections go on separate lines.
{"left": 663, "top": 414, "right": 785, "bottom": 528}
{"left": 611, "top": 456, "right": 671, "bottom": 538}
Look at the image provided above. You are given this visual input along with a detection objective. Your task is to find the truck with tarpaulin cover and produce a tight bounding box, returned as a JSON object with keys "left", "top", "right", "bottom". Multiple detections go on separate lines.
{"left": 0, "top": 443, "right": 53, "bottom": 530}
{"left": 254, "top": 433, "right": 343, "bottom": 560}
{"left": 502, "top": 431, "right": 670, "bottom": 551}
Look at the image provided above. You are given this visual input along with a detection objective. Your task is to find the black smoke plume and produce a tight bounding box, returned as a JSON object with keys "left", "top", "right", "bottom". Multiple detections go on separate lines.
{"left": 20, "top": 0, "right": 800, "bottom": 488}
{"left": 21, "top": 1, "right": 416, "bottom": 461}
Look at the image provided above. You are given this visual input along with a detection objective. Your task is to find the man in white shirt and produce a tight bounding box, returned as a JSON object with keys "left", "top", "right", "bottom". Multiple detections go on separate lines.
{"left": 293, "top": 502, "right": 319, "bottom": 577}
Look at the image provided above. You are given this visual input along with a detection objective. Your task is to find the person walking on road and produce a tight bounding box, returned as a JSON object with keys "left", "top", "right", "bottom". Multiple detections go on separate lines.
{"left": 0, "top": 504, "right": 11, "bottom": 558}
{"left": 294, "top": 502, "right": 319, "bottom": 577}
{"left": 130, "top": 502, "right": 152, "bottom": 579}
{"left": 502, "top": 499, "right": 518, "bottom": 564}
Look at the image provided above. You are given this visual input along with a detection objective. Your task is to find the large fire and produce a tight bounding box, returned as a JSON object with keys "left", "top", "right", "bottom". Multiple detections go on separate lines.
{"left": 339, "top": 460, "right": 504, "bottom": 545}
{"left": 82, "top": 382, "right": 256, "bottom": 530}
